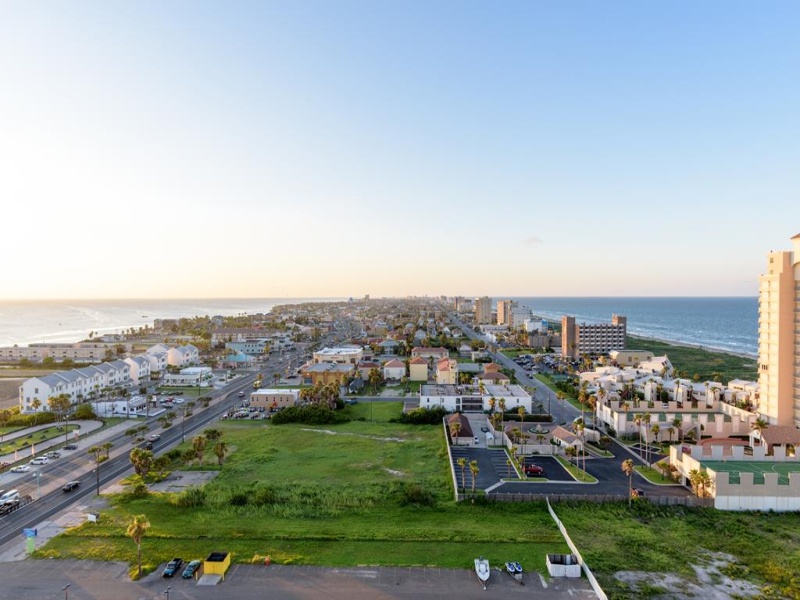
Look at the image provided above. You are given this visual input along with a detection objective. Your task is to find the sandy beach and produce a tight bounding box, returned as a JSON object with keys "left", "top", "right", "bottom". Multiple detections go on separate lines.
{"left": 626, "top": 333, "right": 757, "bottom": 361}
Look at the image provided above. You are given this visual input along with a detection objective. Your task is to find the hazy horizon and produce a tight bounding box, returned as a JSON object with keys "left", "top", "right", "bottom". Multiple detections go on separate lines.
{"left": 2, "top": 2, "right": 797, "bottom": 299}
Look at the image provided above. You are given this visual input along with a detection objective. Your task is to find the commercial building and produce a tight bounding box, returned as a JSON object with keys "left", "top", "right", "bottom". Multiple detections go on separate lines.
{"left": 758, "top": 234, "right": 800, "bottom": 427}
{"left": 162, "top": 367, "right": 214, "bottom": 387}
{"left": 312, "top": 346, "right": 363, "bottom": 365}
{"left": 250, "top": 388, "right": 300, "bottom": 410}
{"left": 474, "top": 297, "right": 493, "bottom": 325}
{"left": 420, "top": 383, "right": 531, "bottom": 413}
{"left": 561, "top": 314, "right": 627, "bottom": 358}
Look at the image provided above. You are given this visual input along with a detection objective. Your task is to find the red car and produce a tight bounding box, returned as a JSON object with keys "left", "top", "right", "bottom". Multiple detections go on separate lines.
{"left": 524, "top": 464, "right": 544, "bottom": 476}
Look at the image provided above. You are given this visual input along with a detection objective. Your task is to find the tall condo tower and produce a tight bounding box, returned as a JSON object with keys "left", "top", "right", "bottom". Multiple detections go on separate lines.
{"left": 758, "top": 234, "right": 800, "bottom": 427}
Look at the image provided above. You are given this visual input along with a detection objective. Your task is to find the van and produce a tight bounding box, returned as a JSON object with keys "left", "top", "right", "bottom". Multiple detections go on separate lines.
{"left": 0, "top": 490, "right": 19, "bottom": 505}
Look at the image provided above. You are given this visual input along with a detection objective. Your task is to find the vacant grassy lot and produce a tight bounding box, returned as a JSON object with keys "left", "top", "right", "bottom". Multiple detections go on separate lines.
{"left": 37, "top": 402, "right": 568, "bottom": 575}
{"left": 0, "top": 424, "right": 80, "bottom": 455}
{"left": 626, "top": 336, "right": 757, "bottom": 382}
{"left": 555, "top": 502, "right": 800, "bottom": 599}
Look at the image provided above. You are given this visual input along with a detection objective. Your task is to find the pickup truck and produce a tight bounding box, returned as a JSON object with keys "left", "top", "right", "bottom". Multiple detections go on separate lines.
{"left": 162, "top": 557, "right": 184, "bottom": 578}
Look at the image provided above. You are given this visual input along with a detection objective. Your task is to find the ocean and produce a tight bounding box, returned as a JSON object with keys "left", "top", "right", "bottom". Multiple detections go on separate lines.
{"left": 511, "top": 297, "right": 758, "bottom": 357}
{"left": 0, "top": 297, "right": 759, "bottom": 358}
{"left": 0, "top": 298, "right": 344, "bottom": 347}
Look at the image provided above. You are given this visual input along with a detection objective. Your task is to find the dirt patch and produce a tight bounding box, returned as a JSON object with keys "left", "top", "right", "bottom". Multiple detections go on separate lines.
{"left": 384, "top": 468, "right": 404, "bottom": 477}
{"left": 300, "top": 428, "right": 413, "bottom": 443}
{"left": 614, "top": 551, "right": 762, "bottom": 599}
{"left": 0, "top": 378, "right": 23, "bottom": 407}
{"left": 148, "top": 470, "right": 220, "bottom": 493}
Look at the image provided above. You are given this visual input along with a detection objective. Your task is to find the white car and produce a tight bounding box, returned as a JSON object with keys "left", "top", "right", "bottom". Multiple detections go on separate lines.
{"left": 10, "top": 465, "right": 31, "bottom": 473}
{"left": 30, "top": 457, "right": 49, "bottom": 465}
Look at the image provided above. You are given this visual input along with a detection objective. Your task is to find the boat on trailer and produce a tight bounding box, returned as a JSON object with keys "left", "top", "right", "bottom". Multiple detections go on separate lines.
{"left": 474, "top": 557, "right": 490, "bottom": 588}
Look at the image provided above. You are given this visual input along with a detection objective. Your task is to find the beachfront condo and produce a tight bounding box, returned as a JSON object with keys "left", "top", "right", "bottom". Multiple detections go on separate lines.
{"left": 758, "top": 233, "right": 800, "bottom": 427}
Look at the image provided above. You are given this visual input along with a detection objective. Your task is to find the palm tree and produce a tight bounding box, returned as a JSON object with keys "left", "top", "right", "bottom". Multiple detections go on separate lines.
{"left": 688, "top": 469, "right": 712, "bottom": 498}
{"left": 672, "top": 417, "right": 683, "bottom": 443}
{"left": 665, "top": 425, "right": 674, "bottom": 444}
{"left": 213, "top": 441, "right": 228, "bottom": 465}
{"left": 191, "top": 435, "right": 207, "bottom": 464}
{"left": 488, "top": 397, "right": 496, "bottom": 414}
{"left": 750, "top": 417, "right": 768, "bottom": 444}
{"left": 498, "top": 398, "right": 506, "bottom": 425}
{"left": 468, "top": 459, "right": 479, "bottom": 493}
{"left": 506, "top": 458, "right": 512, "bottom": 478}
{"left": 517, "top": 406, "right": 525, "bottom": 428}
{"left": 622, "top": 459, "right": 635, "bottom": 507}
{"left": 101, "top": 442, "right": 114, "bottom": 459}
{"left": 126, "top": 514, "right": 151, "bottom": 578}
{"left": 456, "top": 457, "right": 467, "bottom": 491}
{"left": 0, "top": 409, "right": 10, "bottom": 444}
{"left": 30, "top": 398, "right": 42, "bottom": 425}
{"left": 450, "top": 421, "right": 461, "bottom": 445}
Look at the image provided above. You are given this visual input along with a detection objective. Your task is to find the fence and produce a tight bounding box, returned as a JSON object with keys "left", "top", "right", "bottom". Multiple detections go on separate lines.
{"left": 488, "top": 492, "right": 714, "bottom": 507}
{"left": 546, "top": 497, "right": 607, "bottom": 600}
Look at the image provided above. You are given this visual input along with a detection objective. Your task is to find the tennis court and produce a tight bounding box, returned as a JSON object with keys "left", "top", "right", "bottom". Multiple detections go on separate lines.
{"left": 701, "top": 460, "right": 800, "bottom": 485}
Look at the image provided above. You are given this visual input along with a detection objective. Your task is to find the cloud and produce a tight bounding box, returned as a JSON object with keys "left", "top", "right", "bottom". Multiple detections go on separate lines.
{"left": 523, "top": 236, "right": 543, "bottom": 245}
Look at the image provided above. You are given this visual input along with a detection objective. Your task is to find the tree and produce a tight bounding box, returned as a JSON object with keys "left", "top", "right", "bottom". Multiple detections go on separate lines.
{"left": 101, "top": 442, "right": 114, "bottom": 459}
{"left": 126, "top": 514, "right": 151, "bottom": 578}
{"left": 498, "top": 398, "right": 506, "bottom": 425}
{"left": 688, "top": 469, "right": 712, "bottom": 497}
{"left": 468, "top": 459, "right": 479, "bottom": 493}
{"left": 456, "top": 457, "right": 467, "bottom": 491}
{"left": 192, "top": 435, "right": 207, "bottom": 464}
{"left": 750, "top": 417, "right": 768, "bottom": 443}
{"left": 88, "top": 446, "right": 108, "bottom": 495}
{"left": 517, "top": 406, "right": 526, "bottom": 426}
{"left": 622, "top": 459, "right": 635, "bottom": 507}
{"left": 0, "top": 409, "right": 10, "bottom": 443}
{"left": 367, "top": 368, "right": 383, "bottom": 394}
{"left": 449, "top": 421, "right": 462, "bottom": 445}
{"left": 203, "top": 428, "right": 222, "bottom": 443}
{"left": 651, "top": 424, "right": 661, "bottom": 451}
{"left": 213, "top": 441, "right": 228, "bottom": 465}
{"left": 129, "top": 447, "right": 154, "bottom": 479}
{"left": 672, "top": 417, "right": 683, "bottom": 443}
{"left": 30, "top": 398, "right": 42, "bottom": 425}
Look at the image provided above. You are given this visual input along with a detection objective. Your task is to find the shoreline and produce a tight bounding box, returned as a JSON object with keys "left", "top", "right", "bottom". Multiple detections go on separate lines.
{"left": 626, "top": 333, "right": 757, "bottom": 361}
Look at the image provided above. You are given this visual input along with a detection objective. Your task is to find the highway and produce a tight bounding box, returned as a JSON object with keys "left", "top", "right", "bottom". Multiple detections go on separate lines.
{"left": 0, "top": 352, "right": 296, "bottom": 548}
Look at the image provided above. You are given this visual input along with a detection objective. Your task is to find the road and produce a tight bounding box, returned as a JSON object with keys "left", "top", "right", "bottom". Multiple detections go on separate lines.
{"left": 0, "top": 353, "right": 294, "bottom": 548}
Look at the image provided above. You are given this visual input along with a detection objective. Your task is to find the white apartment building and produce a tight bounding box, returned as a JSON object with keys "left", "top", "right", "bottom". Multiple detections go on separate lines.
{"left": 758, "top": 234, "right": 800, "bottom": 427}
{"left": 19, "top": 359, "right": 131, "bottom": 412}
{"left": 123, "top": 356, "right": 152, "bottom": 386}
{"left": 420, "top": 383, "right": 531, "bottom": 413}
{"left": 167, "top": 344, "right": 199, "bottom": 367}
{"left": 0, "top": 342, "right": 126, "bottom": 364}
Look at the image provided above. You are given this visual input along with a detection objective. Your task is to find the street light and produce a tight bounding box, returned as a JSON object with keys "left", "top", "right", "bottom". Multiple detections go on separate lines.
{"left": 62, "top": 583, "right": 70, "bottom": 600}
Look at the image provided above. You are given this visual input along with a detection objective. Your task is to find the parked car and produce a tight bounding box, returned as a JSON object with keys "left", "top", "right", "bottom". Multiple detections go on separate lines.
{"left": 62, "top": 481, "right": 80, "bottom": 492}
{"left": 10, "top": 465, "right": 31, "bottom": 473}
{"left": 64, "top": 443, "right": 78, "bottom": 450}
{"left": 30, "top": 457, "right": 49, "bottom": 465}
{"left": 524, "top": 464, "right": 544, "bottom": 476}
{"left": 181, "top": 560, "right": 202, "bottom": 579}
{"left": 162, "top": 557, "right": 184, "bottom": 578}
{"left": 45, "top": 451, "right": 61, "bottom": 459}
{"left": 0, "top": 490, "right": 20, "bottom": 505}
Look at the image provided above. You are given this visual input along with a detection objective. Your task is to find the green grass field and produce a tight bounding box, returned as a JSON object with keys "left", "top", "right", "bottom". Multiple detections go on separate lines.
{"left": 0, "top": 424, "right": 80, "bottom": 455}
{"left": 701, "top": 460, "right": 800, "bottom": 485}
{"left": 36, "top": 402, "right": 568, "bottom": 576}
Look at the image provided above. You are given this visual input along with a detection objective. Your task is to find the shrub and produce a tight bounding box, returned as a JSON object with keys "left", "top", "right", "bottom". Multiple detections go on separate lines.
{"left": 393, "top": 406, "right": 449, "bottom": 425}
{"left": 165, "top": 449, "right": 182, "bottom": 462}
{"left": 7, "top": 412, "right": 56, "bottom": 428}
{"left": 271, "top": 406, "right": 349, "bottom": 425}
{"left": 171, "top": 487, "right": 206, "bottom": 508}
{"left": 396, "top": 483, "right": 436, "bottom": 507}
{"left": 73, "top": 403, "right": 97, "bottom": 420}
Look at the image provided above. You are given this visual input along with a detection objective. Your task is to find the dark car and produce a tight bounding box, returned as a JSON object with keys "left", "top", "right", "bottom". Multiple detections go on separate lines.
{"left": 144, "top": 442, "right": 154, "bottom": 451}
{"left": 162, "top": 557, "right": 184, "bottom": 578}
{"left": 62, "top": 481, "right": 80, "bottom": 492}
{"left": 181, "top": 560, "right": 201, "bottom": 579}
{"left": 524, "top": 464, "right": 544, "bottom": 476}
{"left": 64, "top": 444, "right": 78, "bottom": 450}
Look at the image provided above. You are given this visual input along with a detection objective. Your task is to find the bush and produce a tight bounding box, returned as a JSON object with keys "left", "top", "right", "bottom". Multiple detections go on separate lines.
{"left": 395, "top": 483, "right": 436, "bottom": 507}
{"left": 73, "top": 403, "right": 97, "bottom": 420}
{"left": 7, "top": 412, "right": 56, "bottom": 428}
{"left": 271, "top": 406, "right": 349, "bottom": 425}
{"left": 171, "top": 487, "right": 206, "bottom": 508}
{"left": 393, "top": 406, "right": 449, "bottom": 425}
{"left": 165, "top": 449, "right": 182, "bottom": 462}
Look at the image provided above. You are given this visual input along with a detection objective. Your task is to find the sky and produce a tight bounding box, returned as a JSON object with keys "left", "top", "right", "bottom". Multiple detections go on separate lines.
{"left": 1, "top": 1, "right": 799, "bottom": 299}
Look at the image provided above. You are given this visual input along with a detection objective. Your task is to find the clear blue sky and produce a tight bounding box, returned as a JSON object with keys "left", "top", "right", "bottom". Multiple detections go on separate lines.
{"left": 1, "top": 1, "right": 798, "bottom": 298}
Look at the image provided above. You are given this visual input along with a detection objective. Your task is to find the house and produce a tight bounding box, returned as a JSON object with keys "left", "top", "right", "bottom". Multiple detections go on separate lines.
{"left": 224, "top": 351, "right": 254, "bottom": 368}
{"left": 94, "top": 396, "right": 148, "bottom": 418}
{"left": 411, "top": 347, "right": 449, "bottom": 360}
{"left": 435, "top": 358, "right": 458, "bottom": 385}
{"left": 753, "top": 426, "right": 800, "bottom": 455}
{"left": 474, "top": 371, "right": 510, "bottom": 385}
{"left": 383, "top": 359, "right": 406, "bottom": 381}
{"left": 409, "top": 357, "right": 428, "bottom": 382}
{"left": 357, "top": 361, "right": 381, "bottom": 380}
{"left": 550, "top": 426, "right": 584, "bottom": 452}
{"left": 458, "top": 344, "right": 473, "bottom": 358}
{"left": 446, "top": 413, "right": 474, "bottom": 445}
{"left": 483, "top": 362, "right": 503, "bottom": 373}
{"left": 377, "top": 340, "right": 399, "bottom": 355}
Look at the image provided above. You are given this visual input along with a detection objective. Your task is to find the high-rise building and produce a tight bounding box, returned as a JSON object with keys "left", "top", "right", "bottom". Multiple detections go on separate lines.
{"left": 496, "top": 300, "right": 514, "bottom": 325}
{"left": 474, "top": 297, "right": 492, "bottom": 324}
{"left": 561, "top": 314, "right": 626, "bottom": 358}
{"left": 758, "top": 234, "right": 800, "bottom": 427}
